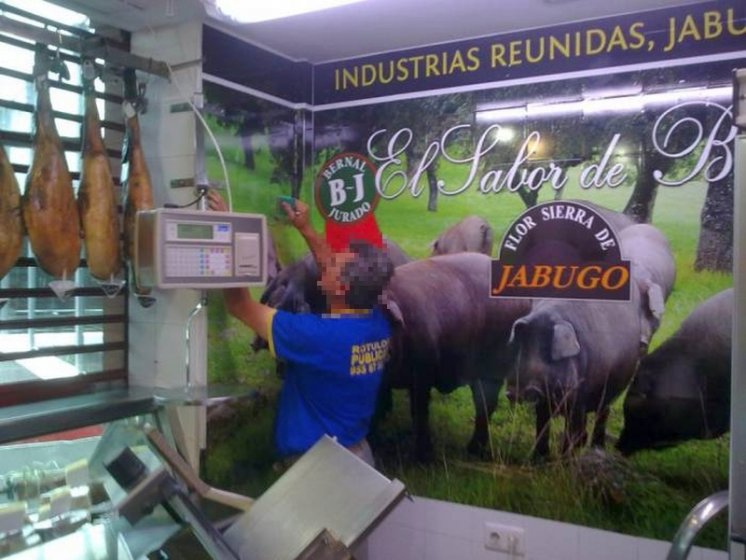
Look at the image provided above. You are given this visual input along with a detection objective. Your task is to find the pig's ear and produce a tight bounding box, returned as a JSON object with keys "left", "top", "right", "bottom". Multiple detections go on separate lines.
{"left": 380, "top": 292, "right": 405, "bottom": 326}
{"left": 638, "top": 281, "right": 665, "bottom": 350}
{"left": 509, "top": 317, "right": 529, "bottom": 345}
{"left": 552, "top": 320, "right": 580, "bottom": 361}
{"left": 480, "top": 223, "right": 494, "bottom": 255}
{"left": 644, "top": 282, "right": 665, "bottom": 321}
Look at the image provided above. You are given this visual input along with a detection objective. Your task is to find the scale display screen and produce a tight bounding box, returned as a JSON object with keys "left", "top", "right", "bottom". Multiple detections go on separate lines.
{"left": 166, "top": 220, "right": 231, "bottom": 244}
{"left": 177, "top": 223, "right": 214, "bottom": 240}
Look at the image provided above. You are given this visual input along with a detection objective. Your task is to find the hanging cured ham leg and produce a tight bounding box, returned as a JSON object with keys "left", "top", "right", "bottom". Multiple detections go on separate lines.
{"left": 122, "top": 100, "right": 154, "bottom": 297}
{"left": 22, "top": 72, "right": 81, "bottom": 292}
{"left": 0, "top": 143, "right": 23, "bottom": 281}
{"left": 78, "top": 79, "right": 122, "bottom": 285}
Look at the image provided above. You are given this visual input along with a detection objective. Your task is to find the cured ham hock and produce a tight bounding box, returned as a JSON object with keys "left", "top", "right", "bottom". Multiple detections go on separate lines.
{"left": 22, "top": 74, "right": 81, "bottom": 279}
{"left": 0, "top": 143, "right": 23, "bottom": 280}
{"left": 78, "top": 86, "right": 122, "bottom": 281}
{"left": 122, "top": 102, "right": 154, "bottom": 294}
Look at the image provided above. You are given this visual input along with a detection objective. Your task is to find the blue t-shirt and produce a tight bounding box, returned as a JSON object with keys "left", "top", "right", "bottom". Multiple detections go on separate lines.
{"left": 268, "top": 306, "right": 391, "bottom": 456}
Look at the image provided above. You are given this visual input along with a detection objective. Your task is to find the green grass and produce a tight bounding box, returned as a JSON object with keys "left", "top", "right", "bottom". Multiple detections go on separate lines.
{"left": 202, "top": 141, "right": 732, "bottom": 550}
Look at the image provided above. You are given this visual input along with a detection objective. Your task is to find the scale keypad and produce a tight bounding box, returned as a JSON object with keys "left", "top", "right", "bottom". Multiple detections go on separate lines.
{"left": 165, "top": 246, "right": 232, "bottom": 277}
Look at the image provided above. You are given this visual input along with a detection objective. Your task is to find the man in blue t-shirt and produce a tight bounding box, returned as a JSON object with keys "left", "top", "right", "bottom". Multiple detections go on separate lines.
{"left": 208, "top": 190, "right": 395, "bottom": 465}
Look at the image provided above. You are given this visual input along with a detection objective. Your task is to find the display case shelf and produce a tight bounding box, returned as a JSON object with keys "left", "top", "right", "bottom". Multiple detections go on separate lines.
{"left": 0, "top": 389, "right": 188, "bottom": 559}
{"left": 0, "top": 389, "right": 158, "bottom": 445}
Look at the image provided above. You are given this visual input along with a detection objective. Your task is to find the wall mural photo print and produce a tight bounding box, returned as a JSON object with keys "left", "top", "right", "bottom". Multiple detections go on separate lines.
{"left": 203, "top": 0, "right": 741, "bottom": 547}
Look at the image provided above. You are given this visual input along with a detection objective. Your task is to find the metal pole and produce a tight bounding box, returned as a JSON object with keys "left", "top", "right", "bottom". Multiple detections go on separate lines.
{"left": 730, "top": 68, "right": 746, "bottom": 559}
{"left": 667, "top": 491, "right": 729, "bottom": 560}
{"left": 185, "top": 292, "right": 207, "bottom": 390}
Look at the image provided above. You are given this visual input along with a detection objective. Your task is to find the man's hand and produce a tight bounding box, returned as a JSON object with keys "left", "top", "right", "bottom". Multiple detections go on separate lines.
{"left": 207, "top": 189, "right": 229, "bottom": 212}
{"left": 280, "top": 198, "right": 332, "bottom": 269}
{"left": 280, "top": 198, "right": 311, "bottom": 232}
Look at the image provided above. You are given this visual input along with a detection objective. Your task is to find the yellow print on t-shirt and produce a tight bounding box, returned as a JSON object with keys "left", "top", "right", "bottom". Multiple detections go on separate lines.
{"left": 349, "top": 339, "right": 390, "bottom": 376}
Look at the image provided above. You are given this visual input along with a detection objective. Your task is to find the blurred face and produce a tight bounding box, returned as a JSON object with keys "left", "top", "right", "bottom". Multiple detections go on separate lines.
{"left": 318, "top": 251, "right": 355, "bottom": 300}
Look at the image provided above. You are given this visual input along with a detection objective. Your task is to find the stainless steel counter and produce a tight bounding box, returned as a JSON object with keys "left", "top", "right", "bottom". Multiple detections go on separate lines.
{"left": 0, "top": 389, "right": 159, "bottom": 445}
{"left": 0, "top": 384, "right": 258, "bottom": 445}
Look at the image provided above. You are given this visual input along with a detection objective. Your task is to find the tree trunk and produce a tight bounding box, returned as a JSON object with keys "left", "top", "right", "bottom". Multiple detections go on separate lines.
{"left": 238, "top": 115, "right": 262, "bottom": 170}
{"left": 427, "top": 166, "right": 438, "bottom": 212}
{"left": 291, "top": 111, "right": 304, "bottom": 199}
{"left": 239, "top": 128, "right": 255, "bottom": 170}
{"left": 694, "top": 173, "right": 733, "bottom": 271}
{"left": 624, "top": 137, "right": 670, "bottom": 223}
{"left": 518, "top": 186, "right": 539, "bottom": 208}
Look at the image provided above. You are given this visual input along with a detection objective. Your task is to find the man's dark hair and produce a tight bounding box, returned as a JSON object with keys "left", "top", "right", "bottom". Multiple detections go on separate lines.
{"left": 341, "top": 241, "right": 395, "bottom": 310}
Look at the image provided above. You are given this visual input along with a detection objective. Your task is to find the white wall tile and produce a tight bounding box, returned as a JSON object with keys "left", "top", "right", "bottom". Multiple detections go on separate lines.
{"left": 366, "top": 496, "right": 728, "bottom": 560}
{"left": 367, "top": 520, "right": 426, "bottom": 560}
{"left": 699, "top": 546, "right": 728, "bottom": 560}
{"left": 387, "top": 496, "right": 427, "bottom": 531}
{"left": 578, "top": 527, "right": 637, "bottom": 560}
{"left": 517, "top": 516, "right": 579, "bottom": 560}
{"left": 423, "top": 531, "right": 474, "bottom": 560}
{"left": 423, "top": 497, "right": 474, "bottom": 538}
{"left": 636, "top": 536, "right": 673, "bottom": 560}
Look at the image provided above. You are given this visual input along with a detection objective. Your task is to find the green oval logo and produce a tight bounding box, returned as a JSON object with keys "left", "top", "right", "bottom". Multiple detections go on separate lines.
{"left": 315, "top": 152, "right": 379, "bottom": 224}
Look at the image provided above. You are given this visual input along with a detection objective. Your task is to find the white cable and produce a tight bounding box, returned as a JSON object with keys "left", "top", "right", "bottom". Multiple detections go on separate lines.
{"left": 137, "top": 20, "right": 234, "bottom": 211}
{"left": 162, "top": 59, "right": 233, "bottom": 212}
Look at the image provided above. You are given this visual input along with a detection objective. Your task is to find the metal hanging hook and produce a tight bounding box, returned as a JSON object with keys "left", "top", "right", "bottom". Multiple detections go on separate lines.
{"left": 81, "top": 58, "right": 97, "bottom": 83}
{"left": 49, "top": 28, "right": 70, "bottom": 81}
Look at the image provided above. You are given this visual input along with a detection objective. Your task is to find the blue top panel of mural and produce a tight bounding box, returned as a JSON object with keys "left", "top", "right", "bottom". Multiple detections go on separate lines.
{"left": 202, "top": 1, "right": 745, "bottom": 108}
{"left": 314, "top": 0, "right": 745, "bottom": 106}
{"left": 203, "top": 25, "right": 313, "bottom": 104}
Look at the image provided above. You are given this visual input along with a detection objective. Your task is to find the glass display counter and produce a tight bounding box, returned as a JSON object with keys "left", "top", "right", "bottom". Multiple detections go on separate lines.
{"left": 0, "top": 390, "right": 408, "bottom": 560}
{"left": 0, "top": 389, "right": 198, "bottom": 559}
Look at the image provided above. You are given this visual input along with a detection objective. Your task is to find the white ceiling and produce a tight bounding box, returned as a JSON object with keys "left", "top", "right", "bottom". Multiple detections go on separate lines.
{"left": 57, "top": 0, "right": 700, "bottom": 64}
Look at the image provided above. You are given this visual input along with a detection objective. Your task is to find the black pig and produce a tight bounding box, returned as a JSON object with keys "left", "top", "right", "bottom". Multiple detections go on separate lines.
{"left": 381, "top": 253, "right": 531, "bottom": 461}
{"left": 506, "top": 296, "right": 643, "bottom": 459}
{"left": 430, "top": 215, "right": 494, "bottom": 256}
{"left": 506, "top": 220, "right": 674, "bottom": 460}
{"left": 617, "top": 288, "right": 733, "bottom": 454}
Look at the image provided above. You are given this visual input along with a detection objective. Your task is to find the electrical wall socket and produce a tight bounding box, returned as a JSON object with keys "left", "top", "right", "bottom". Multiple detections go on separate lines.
{"left": 484, "top": 521, "right": 526, "bottom": 556}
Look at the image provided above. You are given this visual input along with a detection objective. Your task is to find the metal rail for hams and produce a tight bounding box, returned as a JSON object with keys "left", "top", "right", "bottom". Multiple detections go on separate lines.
{"left": 0, "top": 2, "right": 170, "bottom": 79}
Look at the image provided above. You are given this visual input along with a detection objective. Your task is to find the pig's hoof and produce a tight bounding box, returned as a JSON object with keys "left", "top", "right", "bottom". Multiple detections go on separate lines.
{"left": 530, "top": 450, "right": 550, "bottom": 465}
{"left": 414, "top": 446, "right": 435, "bottom": 464}
{"left": 466, "top": 439, "right": 492, "bottom": 460}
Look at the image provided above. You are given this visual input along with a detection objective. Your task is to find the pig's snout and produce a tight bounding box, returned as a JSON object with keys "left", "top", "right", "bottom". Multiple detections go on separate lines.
{"left": 523, "top": 385, "right": 544, "bottom": 403}
{"left": 505, "top": 384, "right": 543, "bottom": 404}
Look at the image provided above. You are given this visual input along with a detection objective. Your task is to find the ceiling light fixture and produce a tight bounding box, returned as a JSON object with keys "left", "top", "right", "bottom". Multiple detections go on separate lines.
{"left": 211, "top": 0, "right": 366, "bottom": 23}
{"left": 476, "top": 85, "right": 732, "bottom": 123}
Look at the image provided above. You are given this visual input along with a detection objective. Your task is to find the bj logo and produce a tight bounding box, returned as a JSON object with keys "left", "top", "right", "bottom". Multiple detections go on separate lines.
{"left": 490, "top": 200, "right": 631, "bottom": 301}
{"left": 315, "top": 152, "right": 379, "bottom": 224}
